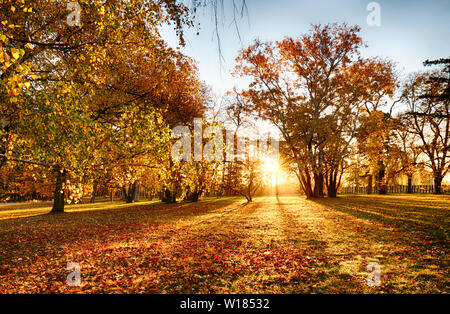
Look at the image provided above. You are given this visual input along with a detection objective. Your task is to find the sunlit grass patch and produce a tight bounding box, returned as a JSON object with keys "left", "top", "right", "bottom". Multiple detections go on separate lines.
{"left": 0, "top": 194, "right": 448, "bottom": 293}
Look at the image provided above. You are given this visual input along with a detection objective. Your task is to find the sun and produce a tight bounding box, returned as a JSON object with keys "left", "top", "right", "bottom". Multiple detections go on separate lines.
{"left": 262, "top": 157, "right": 281, "bottom": 186}
{"left": 263, "top": 157, "right": 279, "bottom": 173}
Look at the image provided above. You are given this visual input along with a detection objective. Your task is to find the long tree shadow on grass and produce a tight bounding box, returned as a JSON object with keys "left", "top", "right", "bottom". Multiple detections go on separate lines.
{"left": 309, "top": 195, "right": 449, "bottom": 242}
{"left": 0, "top": 197, "right": 241, "bottom": 261}
{"left": 1, "top": 197, "right": 240, "bottom": 224}
{"left": 273, "top": 196, "right": 369, "bottom": 292}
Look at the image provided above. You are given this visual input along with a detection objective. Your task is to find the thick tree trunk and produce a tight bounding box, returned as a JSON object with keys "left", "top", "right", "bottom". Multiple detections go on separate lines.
{"left": 313, "top": 172, "right": 324, "bottom": 198}
{"left": 327, "top": 171, "right": 337, "bottom": 198}
{"left": 122, "top": 184, "right": 135, "bottom": 203}
{"left": 90, "top": 182, "right": 97, "bottom": 203}
{"left": 303, "top": 183, "right": 314, "bottom": 198}
{"left": 295, "top": 163, "right": 313, "bottom": 198}
{"left": 327, "top": 184, "right": 337, "bottom": 198}
{"left": 190, "top": 191, "right": 201, "bottom": 202}
{"left": 434, "top": 175, "right": 443, "bottom": 194}
{"left": 162, "top": 188, "right": 177, "bottom": 203}
{"left": 51, "top": 166, "right": 66, "bottom": 213}
{"left": 123, "top": 183, "right": 137, "bottom": 203}
{"left": 110, "top": 190, "right": 114, "bottom": 202}
{"left": 185, "top": 188, "right": 202, "bottom": 202}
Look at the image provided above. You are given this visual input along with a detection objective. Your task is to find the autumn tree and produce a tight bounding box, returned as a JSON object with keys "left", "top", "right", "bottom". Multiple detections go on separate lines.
{"left": 221, "top": 90, "right": 247, "bottom": 196}
{"left": 356, "top": 111, "right": 400, "bottom": 194}
{"left": 80, "top": 40, "right": 205, "bottom": 204}
{"left": 400, "top": 69, "right": 449, "bottom": 194}
{"left": 221, "top": 91, "right": 269, "bottom": 202}
{"left": 234, "top": 23, "right": 396, "bottom": 198}
{"left": 0, "top": 0, "right": 205, "bottom": 211}
{"left": 389, "top": 114, "right": 422, "bottom": 192}
{"left": 422, "top": 58, "right": 450, "bottom": 102}
{"left": 182, "top": 159, "right": 221, "bottom": 202}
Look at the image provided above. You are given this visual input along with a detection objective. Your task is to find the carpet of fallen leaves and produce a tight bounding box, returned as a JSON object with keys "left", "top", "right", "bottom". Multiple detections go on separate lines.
{"left": 0, "top": 195, "right": 448, "bottom": 293}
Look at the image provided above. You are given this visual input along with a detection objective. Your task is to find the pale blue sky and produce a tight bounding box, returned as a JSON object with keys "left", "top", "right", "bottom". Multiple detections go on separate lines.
{"left": 161, "top": 0, "right": 450, "bottom": 97}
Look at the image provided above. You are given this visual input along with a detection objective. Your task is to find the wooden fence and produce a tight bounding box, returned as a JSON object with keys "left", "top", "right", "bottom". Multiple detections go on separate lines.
{"left": 341, "top": 185, "right": 450, "bottom": 194}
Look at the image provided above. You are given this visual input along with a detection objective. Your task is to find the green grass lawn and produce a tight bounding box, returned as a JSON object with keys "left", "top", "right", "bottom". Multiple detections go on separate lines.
{"left": 0, "top": 195, "right": 448, "bottom": 293}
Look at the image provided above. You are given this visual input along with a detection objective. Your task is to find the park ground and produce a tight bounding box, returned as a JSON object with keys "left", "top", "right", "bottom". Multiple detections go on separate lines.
{"left": 0, "top": 194, "right": 448, "bottom": 293}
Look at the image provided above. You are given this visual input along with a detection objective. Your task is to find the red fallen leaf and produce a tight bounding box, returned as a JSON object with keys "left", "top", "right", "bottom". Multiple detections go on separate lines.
{"left": 0, "top": 266, "right": 10, "bottom": 275}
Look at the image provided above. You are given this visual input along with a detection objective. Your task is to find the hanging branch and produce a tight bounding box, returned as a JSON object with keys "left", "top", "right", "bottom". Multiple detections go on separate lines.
{"left": 0, "top": 154, "right": 73, "bottom": 170}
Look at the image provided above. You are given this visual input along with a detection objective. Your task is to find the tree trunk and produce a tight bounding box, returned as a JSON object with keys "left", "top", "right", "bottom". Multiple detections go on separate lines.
{"left": 303, "top": 178, "right": 314, "bottom": 199}
{"left": 296, "top": 165, "right": 314, "bottom": 198}
{"left": 124, "top": 183, "right": 136, "bottom": 203}
{"left": 434, "top": 175, "right": 443, "bottom": 194}
{"left": 162, "top": 188, "right": 177, "bottom": 203}
{"left": 327, "top": 173, "right": 337, "bottom": 198}
{"left": 122, "top": 187, "right": 127, "bottom": 202}
{"left": 407, "top": 175, "right": 412, "bottom": 193}
{"left": 133, "top": 183, "right": 140, "bottom": 202}
{"left": 367, "top": 175, "right": 373, "bottom": 194}
{"left": 51, "top": 166, "right": 66, "bottom": 213}
{"left": 377, "top": 161, "right": 386, "bottom": 194}
{"left": 110, "top": 190, "right": 114, "bottom": 202}
{"left": 122, "top": 184, "right": 135, "bottom": 203}
{"left": 185, "top": 189, "right": 202, "bottom": 202}
{"left": 327, "top": 184, "right": 337, "bottom": 197}
{"left": 313, "top": 172, "right": 324, "bottom": 198}
{"left": 90, "top": 181, "right": 97, "bottom": 203}
{"left": 191, "top": 191, "right": 200, "bottom": 202}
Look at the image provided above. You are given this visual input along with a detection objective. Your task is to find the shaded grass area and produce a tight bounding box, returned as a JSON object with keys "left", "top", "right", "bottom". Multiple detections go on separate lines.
{"left": 0, "top": 195, "right": 448, "bottom": 293}
{"left": 313, "top": 194, "right": 449, "bottom": 241}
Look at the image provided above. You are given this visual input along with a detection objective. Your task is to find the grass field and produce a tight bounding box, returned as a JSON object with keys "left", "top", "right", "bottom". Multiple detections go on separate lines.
{"left": 0, "top": 195, "right": 448, "bottom": 293}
